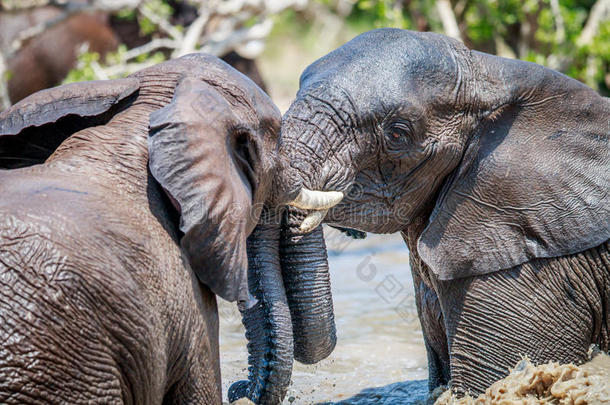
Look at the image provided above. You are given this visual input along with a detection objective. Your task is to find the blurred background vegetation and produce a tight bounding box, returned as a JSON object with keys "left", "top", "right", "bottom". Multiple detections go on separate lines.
{"left": 1, "top": 0, "right": 608, "bottom": 112}
{"left": 262, "top": 0, "right": 609, "bottom": 109}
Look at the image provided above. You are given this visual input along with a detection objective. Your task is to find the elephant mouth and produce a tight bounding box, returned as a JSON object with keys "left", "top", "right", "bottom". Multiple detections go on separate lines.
{"left": 284, "top": 176, "right": 403, "bottom": 234}
{"left": 286, "top": 188, "right": 345, "bottom": 232}
{"left": 326, "top": 204, "right": 408, "bottom": 234}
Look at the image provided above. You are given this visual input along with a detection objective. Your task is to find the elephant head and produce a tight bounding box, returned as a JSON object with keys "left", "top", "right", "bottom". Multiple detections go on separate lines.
{"left": 146, "top": 68, "right": 279, "bottom": 304}
{"left": 0, "top": 53, "right": 279, "bottom": 301}
{"left": 250, "top": 28, "right": 609, "bottom": 397}
{"left": 0, "top": 54, "right": 303, "bottom": 402}
{"left": 277, "top": 28, "right": 609, "bottom": 274}
{"left": 148, "top": 72, "right": 304, "bottom": 403}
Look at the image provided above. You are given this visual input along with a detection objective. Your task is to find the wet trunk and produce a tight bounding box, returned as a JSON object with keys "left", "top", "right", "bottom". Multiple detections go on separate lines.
{"left": 230, "top": 207, "right": 337, "bottom": 404}
{"left": 228, "top": 218, "right": 293, "bottom": 404}
{"left": 281, "top": 207, "right": 336, "bottom": 364}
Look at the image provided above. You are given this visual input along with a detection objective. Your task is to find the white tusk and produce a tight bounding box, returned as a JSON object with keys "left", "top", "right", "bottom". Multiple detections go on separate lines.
{"left": 299, "top": 209, "right": 328, "bottom": 233}
{"left": 288, "top": 188, "right": 344, "bottom": 210}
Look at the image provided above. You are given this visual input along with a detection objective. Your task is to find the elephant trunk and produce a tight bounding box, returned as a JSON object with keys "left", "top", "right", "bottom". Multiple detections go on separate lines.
{"left": 280, "top": 206, "right": 336, "bottom": 364}
{"left": 228, "top": 217, "right": 293, "bottom": 404}
{"left": 229, "top": 206, "right": 337, "bottom": 404}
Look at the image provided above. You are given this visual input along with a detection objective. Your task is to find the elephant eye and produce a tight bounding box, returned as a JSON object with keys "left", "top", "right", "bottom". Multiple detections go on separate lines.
{"left": 386, "top": 121, "right": 413, "bottom": 147}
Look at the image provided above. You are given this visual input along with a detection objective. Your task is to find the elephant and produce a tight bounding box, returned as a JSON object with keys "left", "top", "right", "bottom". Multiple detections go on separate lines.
{"left": 0, "top": 53, "right": 281, "bottom": 403}
{"left": 230, "top": 28, "right": 610, "bottom": 400}
{"left": 0, "top": 6, "right": 119, "bottom": 104}
{"left": 1, "top": 2, "right": 267, "bottom": 104}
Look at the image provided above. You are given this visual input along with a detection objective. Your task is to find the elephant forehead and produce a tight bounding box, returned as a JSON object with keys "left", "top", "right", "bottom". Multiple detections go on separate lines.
{"left": 298, "top": 29, "right": 465, "bottom": 108}
{"left": 302, "top": 29, "right": 459, "bottom": 80}
{"left": 180, "top": 54, "right": 280, "bottom": 125}
{"left": 169, "top": 78, "right": 235, "bottom": 122}
{"left": 134, "top": 53, "right": 280, "bottom": 130}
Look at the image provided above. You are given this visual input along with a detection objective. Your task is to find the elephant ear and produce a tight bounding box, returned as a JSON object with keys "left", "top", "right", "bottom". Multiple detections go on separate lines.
{"left": 418, "top": 102, "right": 610, "bottom": 280}
{"left": 0, "top": 78, "right": 139, "bottom": 168}
{"left": 148, "top": 77, "right": 252, "bottom": 302}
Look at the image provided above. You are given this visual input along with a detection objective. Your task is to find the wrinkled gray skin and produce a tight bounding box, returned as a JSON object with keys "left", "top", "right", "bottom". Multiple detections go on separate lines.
{"left": 229, "top": 205, "right": 337, "bottom": 404}
{"left": 272, "top": 29, "right": 610, "bottom": 395}
{"left": 0, "top": 54, "right": 290, "bottom": 403}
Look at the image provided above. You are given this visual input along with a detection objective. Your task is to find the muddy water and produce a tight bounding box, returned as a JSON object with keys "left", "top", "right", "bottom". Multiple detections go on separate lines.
{"left": 437, "top": 352, "right": 610, "bottom": 404}
{"left": 218, "top": 228, "right": 610, "bottom": 404}
{"left": 218, "top": 228, "right": 429, "bottom": 404}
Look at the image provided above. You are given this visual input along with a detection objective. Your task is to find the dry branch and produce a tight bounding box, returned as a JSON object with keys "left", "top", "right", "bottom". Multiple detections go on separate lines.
{"left": 175, "top": 2, "right": 213, "bottom": 57}
{"left": 436, "top": 0, "right": 462, "bottom": 41}
{"left": 138, "top": 2, "right": 183, "bottom": 41}
{"left": 549, "top": 0, "right": 565, "bottom": 44}
{"left": 0, "top": 0, "right": 307, "bottom": 108}
{"left": 577, "top": 0, "right": 610, "bottom": 47}
{"left": 0, "top": 53, "right": 10, "bottom": 110}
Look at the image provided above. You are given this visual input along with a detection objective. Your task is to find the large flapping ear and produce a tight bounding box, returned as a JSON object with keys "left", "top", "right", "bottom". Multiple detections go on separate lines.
{"left": 418, "top": 95, "right": 610, "bottom": 280}
{"left": 0, "top": 78, "right": 139, "bottom": 168}
{"left": 148, "top": 76, "right": 254, "bottom": 302}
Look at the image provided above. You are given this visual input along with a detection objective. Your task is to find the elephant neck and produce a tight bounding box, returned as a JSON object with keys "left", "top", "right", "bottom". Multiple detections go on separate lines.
{"left": 402, "top": 200, "right": 439, "bottom": 290}
{"left": 45, "top": 91, "right": 172, "bottom": 199}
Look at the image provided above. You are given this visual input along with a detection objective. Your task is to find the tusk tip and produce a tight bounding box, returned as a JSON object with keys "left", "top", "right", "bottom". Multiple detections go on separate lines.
{"left": 299, "top": 209, "right": 328, "bottom": 233}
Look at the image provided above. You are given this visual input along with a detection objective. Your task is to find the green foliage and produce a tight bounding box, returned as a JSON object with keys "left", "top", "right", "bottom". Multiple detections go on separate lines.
{"left": 63, "top": 52, "right": 102, "bottom": 83}
{"left": 244, "top": 16, "right": 260, "bottom": 28}
{"left": 63, "top": 47, "right": 166, "bottom": 84}
{"left": 137, "top": 51, "right": 166, "bottom": 65}
{"left": 353, "top": 0, "right": 410, "bottom": 28}
{"left": 104, "top": 44, "right": 129, "bottom": 66}
{"left": 313, "top": 0, "right": 609, "bottom": 94}
{"left": 61, "top": 0, "right": 609, "bottom": 95}
{"left": 269, "top": 9, "right": 329, "bottom": 52}
{"left": 62, "top": 0, "right": 173, "bottom": 83}
{"left": 116, "top": 8, "right": 137, "bottom": 21}
{"left": 138, "top": 0, "right": 174, "bottom": 36}
{"left": 527, "top": 0, "right": 608, "bottom": 90}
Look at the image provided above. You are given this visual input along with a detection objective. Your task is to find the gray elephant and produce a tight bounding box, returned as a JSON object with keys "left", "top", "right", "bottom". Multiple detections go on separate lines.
{"left": 0, "top": 54, "right": 281, "bottom": 403}
{"left": 230, "top": 28, "right": 610, "bottom": 400}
